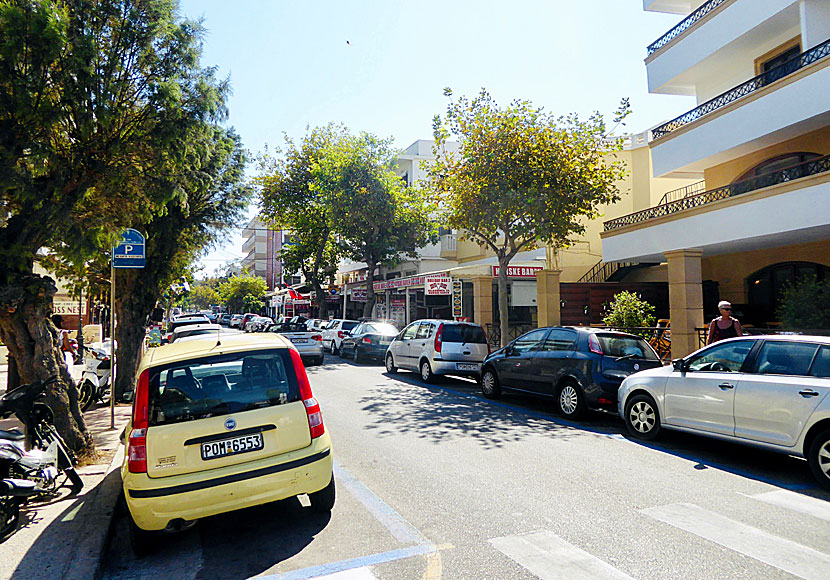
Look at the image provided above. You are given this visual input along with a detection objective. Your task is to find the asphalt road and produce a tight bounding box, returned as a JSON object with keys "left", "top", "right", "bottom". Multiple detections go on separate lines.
{"left": 101, "top": 353, "right": 830, "bottom": 580}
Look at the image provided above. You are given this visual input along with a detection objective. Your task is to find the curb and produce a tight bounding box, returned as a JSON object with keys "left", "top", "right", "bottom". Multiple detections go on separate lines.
{"left": 62, "top": 444, "right": 124, "bottom": 580}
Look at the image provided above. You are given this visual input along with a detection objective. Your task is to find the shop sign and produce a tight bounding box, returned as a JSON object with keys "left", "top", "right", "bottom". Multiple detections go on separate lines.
{"left": 351, "top": 288, "right": 367, "bottom": 302}
{"left": 452, "top": 279, "right": 463, "bottom": 318}
{"left": 53, "top": 301, "right": 87, "bottom": 316}
{"left": 374, "top": 272, "right": 449, "bottom": 292}
{"left": 491, "top": 265, "right": 543, "bottom": 278}
{"left": 390, "top": 297, "right": 406, "bottom": 308}
{"left": 425, "top": 276, "right": 452, "bottom": 296}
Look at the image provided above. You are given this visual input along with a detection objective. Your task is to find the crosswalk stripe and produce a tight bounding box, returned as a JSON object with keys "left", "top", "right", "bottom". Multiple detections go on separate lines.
{"left": 746, "top": 490, "right": 830, "bottom": 522}
{"left": 490, "top": 531, "right": 635, "bottom": 580}
{"left": 642, "top": 503, "right": 830, "bottom": 580}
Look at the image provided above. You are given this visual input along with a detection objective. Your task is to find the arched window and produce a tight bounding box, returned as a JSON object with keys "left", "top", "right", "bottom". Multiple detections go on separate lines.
{"left": 735, "top": 152, "right": 822, "bottom": 182}
{"left": 747, "top": 262, "right": 829, "bottom": 323}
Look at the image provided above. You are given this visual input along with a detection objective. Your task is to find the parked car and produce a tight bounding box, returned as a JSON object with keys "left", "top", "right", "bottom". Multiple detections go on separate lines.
{"left": 618, "top": 335, "right": 830, "bottom": 490}
{"left": 229, "top": 314, "right": 243, "bottom": 329}
{"left": 122, "top": 333, "right": 334, "bottom": 556}
{"left": 245, "top": 316, "right": 273, "bottom": 333}
{"left": 480, "top": 327, "right": 662, "bottom": 419}
{"left": 268, "top": 320, "right": 324, "bottom": 366}
{"left": 220, "top": 314, "right": 231, "bottom": 326}
{"left": 164, "top": 314, "right": 210, "bottom": 343}
{"left": 170, "top": 323, "right": 222, "bottom": 343}
{"left": 240, "top": 313, "right": 258, "bottom": 331}
{"left": 306, "top": 318, "right": 328, "bottom": 332}
{"left": 321, "top": 319, "right": 359, "bottom": 355}
{"left": 385, "top": 320, "right": 489, "bottom": 383}
{"left": 339, "top": 322, "right": 398, "bottom": 363}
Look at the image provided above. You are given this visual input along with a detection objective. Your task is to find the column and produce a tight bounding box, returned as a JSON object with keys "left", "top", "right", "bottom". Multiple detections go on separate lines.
{"left": 666, "top": 249, "right": 704, "bottom": 358}
{"left": 405, "top": 288, "right": 410, "bottom": 325}
{"left": 536, "top": 269, "right": 562, "bottom": 327}
{"left": 471, "top": 276, "right": 494, "bottom": 329}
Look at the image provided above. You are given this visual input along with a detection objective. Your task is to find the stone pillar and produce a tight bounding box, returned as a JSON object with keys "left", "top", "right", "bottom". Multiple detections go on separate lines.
{"left": 536, "top": 269, "right": 562, "bottom": 327}
{"left": 471, "top": 276, "right": 494, "bottom": 328}
{"left": 666, "top": 249, "right": 704, "bottom": 358}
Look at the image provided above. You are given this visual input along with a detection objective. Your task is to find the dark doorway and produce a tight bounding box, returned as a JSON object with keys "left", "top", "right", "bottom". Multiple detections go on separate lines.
{"left": 747, "top": 262, "right": 829, "bottom": 324}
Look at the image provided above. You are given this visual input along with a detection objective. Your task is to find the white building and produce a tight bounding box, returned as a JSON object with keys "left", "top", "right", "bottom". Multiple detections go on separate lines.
{"left": 601, "top": 0, "right": 830, "bottom": 356}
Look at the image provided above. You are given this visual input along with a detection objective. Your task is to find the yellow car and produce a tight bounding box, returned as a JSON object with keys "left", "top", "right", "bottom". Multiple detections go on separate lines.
{"left": 121, "top": 333, "right": 334, "bottom": 556}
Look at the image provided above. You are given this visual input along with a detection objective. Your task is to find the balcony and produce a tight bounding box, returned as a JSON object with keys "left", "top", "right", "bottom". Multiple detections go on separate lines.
{"left": 601, "top": 155, "right": 830, "bottom": 262}
{"left": 647, "top": 0, "right": 729, "bottom": 56}
{"left": 439, "top": 233, "right": 457, "bottom": 259}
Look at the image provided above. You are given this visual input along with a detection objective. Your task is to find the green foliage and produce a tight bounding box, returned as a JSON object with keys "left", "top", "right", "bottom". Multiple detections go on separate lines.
{"left": 779, "top": 276, "right": 830, "bottom": 329}
{"left": 218, "top": 274, "right": 267, "bottom": 314}
{"left": 603, "top": 291, "right": 656, "bottom": 335}
{"left": 190, "top": 284, "right": 221, "bottom": 310}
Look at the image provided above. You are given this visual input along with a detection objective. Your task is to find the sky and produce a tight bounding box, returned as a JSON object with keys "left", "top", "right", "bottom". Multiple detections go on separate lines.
{"left": 182, "top": 0, "right": 696, "bottom": 277}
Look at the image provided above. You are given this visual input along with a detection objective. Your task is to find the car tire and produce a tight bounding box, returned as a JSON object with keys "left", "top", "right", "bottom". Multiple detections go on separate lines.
{"left": 385, "top": 354, "right": 397, "bottom": 373}
{"left": 556, "top": 380, "right": 586, "bottom": 419}
{"left": 331, "top": 342, "right": 339, "bottom": 356}
{"left": 309, "top": 476, "right": 336, "bottom": 513}
{"left": 128, "top": 515, "right": 157, "bottom": 558}
{"left": 420, "top": 359, "right": 435, "bottom": 384}
{"left": 353, "top": 348, "right": 361, "bottom": 364}
{"left": 480, "top": 368, "right": 502, "bottom": 399}
{"left": 624, "top": 393, "right": 662, "bottom": 440}
{"left": 79, "top": 380, "right": 95, "bottom": 412}
{"left": 807, "top": 429, "right": 830, "bottom": 491}
{"left": 316, "top": 357, "right": 324, "bottom": 366}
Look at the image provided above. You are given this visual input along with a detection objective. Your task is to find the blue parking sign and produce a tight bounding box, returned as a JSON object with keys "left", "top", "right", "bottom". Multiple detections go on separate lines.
{"left": 112, "top": 228, "right": 146, "bottom": 268}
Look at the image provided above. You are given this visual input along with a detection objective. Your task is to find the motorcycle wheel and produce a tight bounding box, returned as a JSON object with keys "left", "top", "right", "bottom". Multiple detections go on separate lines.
{"left": 79, "top": 380, "right": 95, "bottom": 412}
{"left": 65, "top": 467, "right": 84, "bottom": 493}
{"left": 0, "top": 497, "right": 20, "bottom": 542}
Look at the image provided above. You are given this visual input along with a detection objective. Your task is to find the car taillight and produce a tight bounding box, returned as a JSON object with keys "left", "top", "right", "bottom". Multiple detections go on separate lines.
{"left": 589, "top": 333, "right": 603, "bottom": 355}
{"left": 128, "top": 369, "right": 150, "bottom": 473}
{"left": 289, "top": 348, "right": 325, "bottom": 439}
{"left": 311, "top": 335, "right": 322, "bottom": 341}
{"left": 362, "top": 337, "right": 372, "bottom": 344}
{"left": 434, "top": 323, "right": 444, "bottom": 353}
{"left": 338, "top": 331, "right": 344, "bottom": 339}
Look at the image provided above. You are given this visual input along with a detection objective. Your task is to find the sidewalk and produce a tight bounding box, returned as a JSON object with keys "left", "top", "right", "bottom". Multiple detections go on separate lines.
{"left": 0, "top": 364, "right": 132, "bottom": 580}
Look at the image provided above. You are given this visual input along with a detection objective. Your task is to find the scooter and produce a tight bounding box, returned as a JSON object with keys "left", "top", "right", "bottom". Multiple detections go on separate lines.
{"left": 0, "top": 477, "right": 43, "bottom": 541}
{"left": 78, "top": 341, "right": 112, "bottom": 412}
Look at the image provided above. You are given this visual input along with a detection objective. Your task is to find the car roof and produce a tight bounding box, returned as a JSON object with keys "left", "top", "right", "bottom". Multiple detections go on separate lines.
{"left": 409, "top": 319, "right": 482, "bottom": 327}
{"left": 716, "top": 334, "right": 830, "bottom": 345}
{"left": 172, "top": 323, "right": 221, "bottom": 334}
{"left": 140, "top": 332, "right": 292, "bottom": 371}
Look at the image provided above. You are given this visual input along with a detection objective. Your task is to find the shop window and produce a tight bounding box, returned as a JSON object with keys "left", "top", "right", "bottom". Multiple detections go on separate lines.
{"left": 747, "top": 262, "right": 829, "bottom": 324}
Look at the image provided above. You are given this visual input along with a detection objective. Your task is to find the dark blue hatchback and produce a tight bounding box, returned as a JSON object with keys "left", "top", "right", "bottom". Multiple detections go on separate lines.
{"left": 479, "top": 327, "right": 663, "bottom": 419}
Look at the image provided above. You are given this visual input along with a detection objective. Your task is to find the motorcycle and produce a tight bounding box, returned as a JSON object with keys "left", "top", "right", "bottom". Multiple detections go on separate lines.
{"left": 78, "top": 341, "right": 112, "bottom": 412}
{"left": 0, "top": 477, "right": 43, "bottom": 541}
{"left": 0, "top": 377, "right": 84, "bottom": 494}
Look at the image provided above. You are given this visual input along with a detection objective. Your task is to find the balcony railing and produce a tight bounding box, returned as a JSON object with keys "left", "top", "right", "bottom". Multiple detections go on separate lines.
{"left": 646, "top": 0, "right": 729, "bottom": 56}
{"left": 656, "top": 180, "right": 706, "bottom": 206}
{"left": 652, "top": 38, "right": 830, "bottom": 139}
{"left": 604, "top": 154, "right": 830, "bottom": 231}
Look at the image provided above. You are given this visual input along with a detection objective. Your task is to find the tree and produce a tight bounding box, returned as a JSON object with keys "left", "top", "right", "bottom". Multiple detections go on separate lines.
{"left": 429, "top": 89, "right": 630, "bottom": 346}
{"left": 779, "top": 276, "right": 830, "bottom": 329}
{"left": 191, "top": 283, "right": 221, "bottom": 311}
{"left": 0, "top": 0, "right": 225, "bottom": 452}
{"left": 219, "top": 274, "right": 267, "bottom": 314}
{"left": 316, "top": 132, "right": 436, "bottom": 317}
{"left": 603, "top": 291, "right": 656, "bottom": 337}
{"left": 257, "top": 125, "right": 346, "bottom": 319}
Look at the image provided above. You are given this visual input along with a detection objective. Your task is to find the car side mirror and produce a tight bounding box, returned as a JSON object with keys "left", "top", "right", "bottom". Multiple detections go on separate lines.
{"left": 672, "top": 358, "right": 687, "bottom": 372}
{"left": 504, "top": 345, "right": 514, "bottom": 356}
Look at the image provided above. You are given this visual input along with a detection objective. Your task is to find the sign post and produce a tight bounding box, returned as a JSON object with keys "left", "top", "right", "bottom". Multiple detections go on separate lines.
{"left": 110, "top": 229, "right": 146, "bottom": 428}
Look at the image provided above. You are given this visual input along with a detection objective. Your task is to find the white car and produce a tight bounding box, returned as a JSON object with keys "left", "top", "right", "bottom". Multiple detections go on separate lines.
{"left": 618, "top": 335, "right": 830, "bottom": 490}
{"left": 170, "top": 323, "right": 222, "bottom": 343}
{"left": 321, "top": 319, "right": 359, "bottom": 355}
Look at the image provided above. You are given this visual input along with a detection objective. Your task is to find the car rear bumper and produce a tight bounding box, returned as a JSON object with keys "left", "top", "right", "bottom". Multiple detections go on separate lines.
{"left": 123, "top": 434, "right": 333, "bottom": 530}
{"left": 357, "top": 344, "right": 392, "bottom": 359}
{"left": 431, "top": 360, "right": 482, "bottom": 376}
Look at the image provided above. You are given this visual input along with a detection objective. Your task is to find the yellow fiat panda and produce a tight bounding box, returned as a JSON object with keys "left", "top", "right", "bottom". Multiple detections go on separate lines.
{"left": 121, "top": 333, "right": 333, "bottom": 555}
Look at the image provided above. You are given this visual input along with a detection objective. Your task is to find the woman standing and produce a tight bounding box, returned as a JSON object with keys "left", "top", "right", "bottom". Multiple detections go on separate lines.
{"left": 707, "top": 301, "right": 743, "bottom": 344}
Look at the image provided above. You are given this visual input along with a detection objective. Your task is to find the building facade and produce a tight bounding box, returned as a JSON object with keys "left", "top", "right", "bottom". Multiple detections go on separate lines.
{"left": 241, "top": 216, "right": 284, "bottom": 291}
{"left": 601, "top": 0, "right": 830, "bottom": 355}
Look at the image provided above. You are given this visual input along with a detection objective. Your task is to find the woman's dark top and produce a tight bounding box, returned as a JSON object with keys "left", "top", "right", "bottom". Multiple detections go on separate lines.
{"left": 709, "top": 318, "right": 738, "bottom": 343}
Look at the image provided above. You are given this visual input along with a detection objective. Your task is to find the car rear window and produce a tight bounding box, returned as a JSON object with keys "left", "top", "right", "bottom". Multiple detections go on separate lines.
{"left": 270, "top": 323, "right": 307, "bottom": 333}
{"left": 365, "top": 323, "right": 398, "bottom": 335}
{"left": 147, "top": 349, "right": 300, "bottom": 426}
{"left": 442, "top": 324, "right": 487, "bottom": 344}
{"left": 342, "top": 321, "right": 358, "bottom": 331}
{"left": 597, "top": 334, "right": 660, "bottom": 361}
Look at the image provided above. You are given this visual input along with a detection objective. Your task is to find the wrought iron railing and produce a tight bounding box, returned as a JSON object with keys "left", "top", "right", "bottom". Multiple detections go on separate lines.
{"left": 652, "top": 38, "right": 830, "bottom": 139}
{"left": 647, "top": 0, "right": 729, "bottom": 56}
{"left": 577, "top": 260, "right": 637, "bottom": 284}
{"left": 485, "top": 323, "right": 537, "bottom": 348}
{"left": 656, "top": 180, "right": 706, "bottom": 206}
{"left": 604, "top": 154, "right": 830, "bottom": 231}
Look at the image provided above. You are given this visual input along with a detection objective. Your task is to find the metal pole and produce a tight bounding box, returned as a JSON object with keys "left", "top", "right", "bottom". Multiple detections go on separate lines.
{"left": 110, "top": 260, "right": 116, "bottom": 429}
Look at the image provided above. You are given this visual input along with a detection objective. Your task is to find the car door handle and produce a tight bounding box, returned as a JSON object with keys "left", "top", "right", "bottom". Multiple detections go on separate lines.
{"left": 799, "top": 390, "right": 820, "bottom": 397}
{"left": 718, "top": 383, "right": 734, "bottom": 390}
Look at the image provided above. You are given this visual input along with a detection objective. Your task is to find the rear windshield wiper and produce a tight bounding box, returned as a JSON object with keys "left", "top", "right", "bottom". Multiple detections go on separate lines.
{"left": 614, "top": 353, "right": 638, "bottom": 361}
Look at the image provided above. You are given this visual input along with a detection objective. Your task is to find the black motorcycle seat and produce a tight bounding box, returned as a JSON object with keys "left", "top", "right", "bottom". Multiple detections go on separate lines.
{"left": 0, "top": 428, "right": 25, "bottom": 441}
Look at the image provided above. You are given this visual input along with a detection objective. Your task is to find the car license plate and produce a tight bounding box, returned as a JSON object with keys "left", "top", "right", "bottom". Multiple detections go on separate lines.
{"left": 456, "top": 363, "right": 478, "bottom": 371}
{"left": 201, "top": 433, "right": 264, "bottom": 460}
{"left": 290, "top": 337, "right": 307, "bottom": 344}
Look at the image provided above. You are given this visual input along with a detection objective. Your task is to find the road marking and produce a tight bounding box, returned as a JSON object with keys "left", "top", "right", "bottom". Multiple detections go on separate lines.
{"left": 744, "top": 490, "right": 830, "bottom": 521}
{"left": 260, "top": 545, "right": 436, "bottom": 580}
{"left": 421, "top": 550, "right": 442, "bottom": 580}
{"left": 490, "top": 530, "right": 635, "bottom": 580}
{"left": 311, "top": 567, "right": 379, "bottom": 579}
{"left": 642, "top": 503, "right": 830, "bottom": 580}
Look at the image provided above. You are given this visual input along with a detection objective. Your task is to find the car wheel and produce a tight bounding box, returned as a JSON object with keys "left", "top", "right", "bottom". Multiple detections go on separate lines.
{"left": 309, "top": 476, "right": 336, "bottom": 513}
{"left": 420, "top": 359, "right": 434, "bottom": 384}
{"left": 353, "top": 348, "right": 361, "bottom": 364}
{"left": 385, "top": 354, "right": 397, "bottom": 373}
{"left": 331, "top": 342, "right": 339, "bottom": 356}
{"left": 480, "top": 368, "right": 502, "bottom": 399}
{"left": 808, "top": 429, "right": 830, "bottom": 491}
{"left": 128, "top": 515, "right": 157, "bottom": 558}
{"left": 624, "top": 394, "right": 662, "bottom": 440}
{"left": 79, "top": 380, "right": 95, "bottom": 412}
{"left": 556, "top": 380, "right": 586, "bottom": 419}
{"left": 316, "top": 357, "right": 324, "bottom": 366}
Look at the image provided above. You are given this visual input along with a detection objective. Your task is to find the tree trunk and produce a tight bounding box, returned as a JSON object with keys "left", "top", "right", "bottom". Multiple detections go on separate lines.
{"left": 314, "top": 281, "right": 328, "bottom": 320}
{"left": 0, "top": 273, "right": 92, "bottom": 455}
{"left": 498, "top": 256, "right": 511, "bottom": 348}
{"left": 113, "top": 269, "right": 158, "bottom": 401}
{"left": 76, "top": 287, "right": 84, "bottom": 357}
{"left": 363, "top": 262, "right": 377, "bottom": 319}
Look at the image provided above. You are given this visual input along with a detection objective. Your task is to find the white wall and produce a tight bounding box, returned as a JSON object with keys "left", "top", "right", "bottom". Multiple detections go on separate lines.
{"left": 801, "top": 0, "right": 830, "bottom": 49}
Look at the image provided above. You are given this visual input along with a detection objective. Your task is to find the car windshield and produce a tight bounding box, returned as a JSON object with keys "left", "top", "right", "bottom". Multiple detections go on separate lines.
{"left": 270, "top": 323, "right": 308, "bottom": 333}
{"left": 596, "top": 334, "right": 660, "bottom": 360}
{"left": 365, "top": 323, "right": 398, "bottom": 335}
{"left": 147, "top": 349, "right": 300, "bottom": 426}
{"left": 442, "top": 324, "right": 487, "bottom": 344}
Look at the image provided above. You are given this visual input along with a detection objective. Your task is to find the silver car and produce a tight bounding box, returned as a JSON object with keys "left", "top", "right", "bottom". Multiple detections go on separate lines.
{"left": 385, "top": 320, "right": 490, "bottom": 383}
{"left": 618, "top": 335, "right": 830, "bottom": 490}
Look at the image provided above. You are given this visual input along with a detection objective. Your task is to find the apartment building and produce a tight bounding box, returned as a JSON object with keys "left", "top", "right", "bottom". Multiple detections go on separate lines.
{"left": 241, "top": 215, "right": 284, "bottom": 291}
{"left": 601, "top": 0, "right": 830, "bottom": 356}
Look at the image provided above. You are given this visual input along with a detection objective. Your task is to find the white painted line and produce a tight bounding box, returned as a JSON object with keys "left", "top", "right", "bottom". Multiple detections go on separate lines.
{"left": 490, "top": 530, "right": 635, "bottom": 580}
{"left": 642, "top": 503, "right": 830, "bottom": 580}
{"left": 746, "top": 490, "right": 830, "bottom": 522}
{"left": 311, "top": 567, "right": 379, "bottom": 579}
